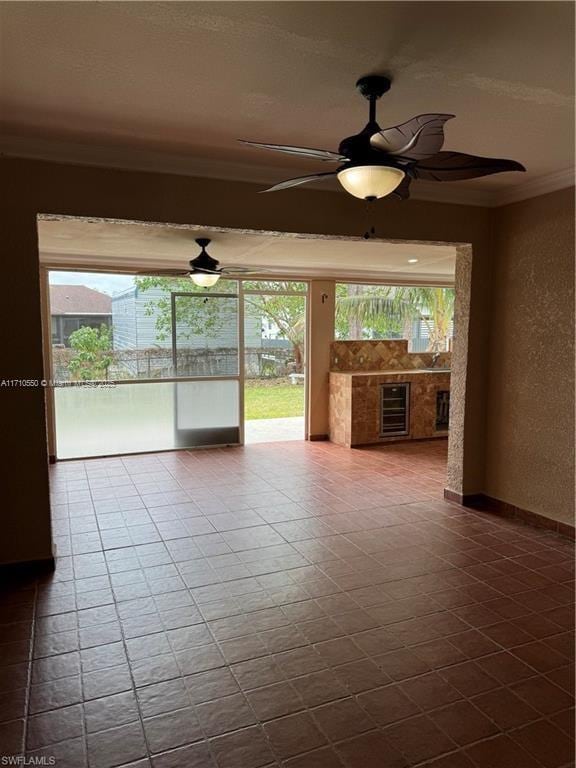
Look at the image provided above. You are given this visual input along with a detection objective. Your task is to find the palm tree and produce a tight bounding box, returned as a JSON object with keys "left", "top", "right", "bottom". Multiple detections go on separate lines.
{"left": 336, "top": 286, "right": 454, "bottom": 352}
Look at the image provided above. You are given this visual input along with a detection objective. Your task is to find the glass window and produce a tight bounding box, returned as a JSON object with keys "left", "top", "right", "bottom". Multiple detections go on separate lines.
{"left": 48, "top": 271, "right": 240, "bottom": 381}
{"left": 54, "top": 380, "right": 240, "bottom": 458}
{"left": 335, "top": 283, "right": 454, "bottom": 352}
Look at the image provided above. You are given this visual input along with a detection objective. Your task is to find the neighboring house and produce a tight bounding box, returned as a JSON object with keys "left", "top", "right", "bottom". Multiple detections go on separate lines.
{"left": 110, "top": 285, "right": 293, "bottom": 378}
{"left": 50, "top": 285, "right": 112, "bottom": 346}
{"left": 111, "top": 285, "right": 261, "bottom": 350}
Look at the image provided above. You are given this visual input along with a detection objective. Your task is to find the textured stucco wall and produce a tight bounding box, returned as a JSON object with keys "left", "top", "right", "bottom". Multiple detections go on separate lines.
{"left": 485, "top": 187, "right": 575, "bottom": 525}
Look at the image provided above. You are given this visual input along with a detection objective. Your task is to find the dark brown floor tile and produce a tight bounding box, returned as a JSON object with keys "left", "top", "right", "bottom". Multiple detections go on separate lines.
{"left": 351, "top": 627, "right": 403, "bottom": 656}
{"left": 447, "top": 630, "right": 501, "bottom": 659}
{"left": 0, "top": 688, "right": 27, "bottom": 724}
{"left": 314, "top": 637, "right": 364, "bottom": 666}
{"left": 424, "top": 752, "right": 475, "bottom": 768}
{"left": 311, "top": 697, "right": 374, "bottom": 741}
{"left": 275, "top": 647, "right": 327, "bottom": 678}
{"left": 27, "top": 736, "right": 87, "bottom": 768}
{"left": 283, "top": 745, "right": 346, "bottom": 768}
{"left": 152, "top": 740, "right": 216, "bottom": 767}
{"left": 87, "top": 720, "right": 148, "bottom": 768}
{"left": 546, "top": 664, "right": 575, "bottom": 695}
{"left": 332, "top": 658, "right": 390, "bottom": 694}
{"left": 511, "top": 720, "right": 575, "bottom": 768}
{"left": 137, "top": 678, "right": 190, "bottom": 719}
{"left": 291, "top": 670, "right": 348, "bottom": 707}
{"left": 465, "top": 734, "right": 541, "bottom": 768}
{"left": 210, "top": 725, "right": 275, "bottom": 768}
{"left": 196, "top": 692, "right": 256, "bottom": 737}
{"left": 185, "top": 667, "right": 240, "bottom": 704}
{"left": 411, "top": 638, "right": 468, "bottom": 670}
{"left": 83, "top": 663, "right": 133, "bottom": 700}
{"left": 264, "top": 711, "right": 327, "bottom": 759}
{"left": 143, "top": 707, "right": 203, "bottom": 753}
{"left": 29, "top": 675, "right": 82, "bottom": 714}
{"left": 399, "top": 671, "right": 462, "bottom": 711}
{"left": 85, "top": 690, "right": 139, "bottom": 733}
{"left": 430, "top": 700, "right": 498, "bottom": 746}
{"left": 476, "top": 651, "right": 535, "bottom": 685}
{"left": 357, "top": 684, "right": 420, "bottom": 726}
{"left": 481, "top": 621, "right": 534, "bottom": 648}
{"left": 512, "top": 675, "right": 574, "bottom": 715}
{"left": 511, "top": 640, "right": 568, "bottom": 673}
{"left": 27, "top": 704, "right": 83, "bottom": 749}
{"left": 550, "top": 707, "right": 575, "bottom": 738}
{"left": 373, "top": 647, "right": 431, "bottom": 681}
{"left": 471, "top": 687, "right": 539, "bottom": 730}
{"left": 0, "top": 718, "right": 24, "bottom": 755}
{"left": 231, "top": 657, "right": 285, "bottom": 691}
{"left": 384, "top": 714, "right": 455, "bottom": 764}
{"left": 439, "top": 661, "right": 500, "bottom": 696}
{"left": 335, "top": 730, "right": 407, "bottom": 768}
{"left": 246, "top": 681, "right": 304, "bottom": 720}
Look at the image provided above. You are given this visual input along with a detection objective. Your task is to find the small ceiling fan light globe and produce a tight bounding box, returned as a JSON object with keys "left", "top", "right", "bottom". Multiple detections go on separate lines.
{"left": 190, "top": 272, "right": 220, "bottom": 288}
{"left": 337, "top": 165, "right": 405, "bottom": 200}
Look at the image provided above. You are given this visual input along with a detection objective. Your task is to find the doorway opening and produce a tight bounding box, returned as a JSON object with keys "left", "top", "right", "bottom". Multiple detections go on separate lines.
{"left": 39, "top": 215, "right": 472, "bottom": 506}
{"left": 242, "top": 281, "right": 308, "bottom": 444}
{"left": 45, "top": 270, "right": 309, "bottom": 458}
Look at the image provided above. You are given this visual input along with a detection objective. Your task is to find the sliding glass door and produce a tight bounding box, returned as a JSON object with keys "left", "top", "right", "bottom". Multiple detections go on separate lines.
{"left": 50, "top": 271, "right": 242, "bottom": 458}
{"left": 171, "top": 291, "right": 241, "bottom": 447}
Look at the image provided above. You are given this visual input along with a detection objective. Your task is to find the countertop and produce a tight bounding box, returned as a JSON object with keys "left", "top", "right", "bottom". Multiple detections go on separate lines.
{"left": 330, "top": 369, "right": 451, "bottom": 376}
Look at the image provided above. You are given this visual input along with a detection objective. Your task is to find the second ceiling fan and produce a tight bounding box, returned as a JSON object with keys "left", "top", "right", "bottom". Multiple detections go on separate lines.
{"left": 240, "top": 75, "right": 525, "bottom": 201}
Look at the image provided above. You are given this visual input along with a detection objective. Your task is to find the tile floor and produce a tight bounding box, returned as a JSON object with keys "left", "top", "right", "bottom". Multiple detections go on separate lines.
{"left": 1, "top": 439, "right": 574, "bottom": 768}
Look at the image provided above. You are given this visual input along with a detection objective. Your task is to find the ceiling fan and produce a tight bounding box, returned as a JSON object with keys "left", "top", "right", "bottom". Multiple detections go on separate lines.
{"left": 240, "top": 75, "right": 525, "bottom": 201}
{"left": 140, "top": 238, "right": 265, "bottom": 287}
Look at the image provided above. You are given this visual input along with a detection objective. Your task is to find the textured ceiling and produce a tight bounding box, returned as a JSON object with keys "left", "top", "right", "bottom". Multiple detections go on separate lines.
{"left": 2, "top": 2, "right": 574, "bottom": 199}
{"left": 38, "top": 218, "right": 457, "bottom": 283}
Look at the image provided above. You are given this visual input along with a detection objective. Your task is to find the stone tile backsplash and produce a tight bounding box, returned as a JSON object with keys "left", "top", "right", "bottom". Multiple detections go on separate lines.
{"left": 330, "top": 339, "right": 451, "bottom": 372}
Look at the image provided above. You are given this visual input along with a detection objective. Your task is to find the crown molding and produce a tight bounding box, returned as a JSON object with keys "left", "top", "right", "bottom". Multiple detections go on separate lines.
{"left": 2, "top": 134, "right": 573, "bottom": 209}
{"left": 489, "top": 167, "right": 575, "bottom": 207}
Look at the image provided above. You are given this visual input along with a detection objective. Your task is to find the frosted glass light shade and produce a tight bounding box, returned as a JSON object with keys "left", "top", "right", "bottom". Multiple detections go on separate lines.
{"left": 191, "top": 272, "right": 220, "bottom": 287}
{"left": 337, "top": 165, "right": 405, "bottom": 200}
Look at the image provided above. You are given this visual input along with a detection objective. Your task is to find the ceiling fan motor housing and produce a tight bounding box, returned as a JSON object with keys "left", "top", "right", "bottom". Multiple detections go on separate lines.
{"left": 190, "top": 239, "right": 221, "bottom": 273}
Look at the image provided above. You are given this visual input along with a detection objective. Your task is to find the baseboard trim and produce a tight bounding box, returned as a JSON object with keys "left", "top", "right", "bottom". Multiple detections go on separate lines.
{"left": 444, "top": 490, "right": 575, "bottom": 540}
{"left": 309, "top": 434, "right": 329, "bottom": 442}
{"left": 0, "top": 556, "right": 56, "bottom": 577}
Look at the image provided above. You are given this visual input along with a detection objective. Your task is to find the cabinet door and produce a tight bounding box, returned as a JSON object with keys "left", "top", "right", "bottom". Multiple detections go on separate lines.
{"left": 380, "top": 383, "right": 410, "bottom": 437}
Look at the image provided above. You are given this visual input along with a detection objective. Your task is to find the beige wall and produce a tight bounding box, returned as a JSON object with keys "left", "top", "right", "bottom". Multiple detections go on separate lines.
{"left": 307, "top": 281, "right": 336, "bottom": 439}
{"left": 485, "top": 187, "right": 575, "bottom": 525}
{"left": 0, "top": 156, "right": 509, "bottom": 564}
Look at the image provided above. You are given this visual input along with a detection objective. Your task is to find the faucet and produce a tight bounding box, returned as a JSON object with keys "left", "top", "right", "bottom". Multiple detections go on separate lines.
{"left": 431, "top": 352, "right": 440, "bottom": 368}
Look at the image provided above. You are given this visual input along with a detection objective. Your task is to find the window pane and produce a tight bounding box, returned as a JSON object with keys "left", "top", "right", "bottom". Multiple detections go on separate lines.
{"left": 173, "top": 294, "right": 239, "bottom": 377}
{"left": 335, "top": 283, "right": 454, "bottom": 352}
{"left": 49, "top": 271, "right": 239, "bottom": 381}
{"left": 54, "top": 380, "right": 240, "bottom": 458}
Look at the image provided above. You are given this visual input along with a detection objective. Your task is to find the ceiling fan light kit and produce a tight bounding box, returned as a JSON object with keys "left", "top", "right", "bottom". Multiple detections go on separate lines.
{"left": 240, "top": 74, "right": 525, "bottom": 201}
{"left": 337, "top": 165, "right": 405, "bottom": 200}
{"left": 138, "top": 238, "right": 270, "bottom": 284}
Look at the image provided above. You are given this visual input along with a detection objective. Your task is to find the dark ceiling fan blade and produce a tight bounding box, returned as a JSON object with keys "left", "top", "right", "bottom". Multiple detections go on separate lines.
{"left": 391, "top": 176, "right": 412, "bottom": 200}
{"left": 413, "top": 151, "right": 526, "bottom": 181}
{"left": 370, "top": 114, "right": 455, "bottom": 159}
{"left": 261, "top": 171, "right": 338, "bottom": 193}
{"left": 239, "top": 140, "right": 347, "bottom": 162}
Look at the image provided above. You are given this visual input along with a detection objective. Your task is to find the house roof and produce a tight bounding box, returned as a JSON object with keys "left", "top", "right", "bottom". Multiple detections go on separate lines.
{"left": 50, "top": 285, "right": 112, "bottom": 315}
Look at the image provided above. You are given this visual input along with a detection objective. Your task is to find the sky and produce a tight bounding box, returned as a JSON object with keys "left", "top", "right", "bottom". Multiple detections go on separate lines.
{"left": 48, "top": 271, "right": 134, "bottom": 296}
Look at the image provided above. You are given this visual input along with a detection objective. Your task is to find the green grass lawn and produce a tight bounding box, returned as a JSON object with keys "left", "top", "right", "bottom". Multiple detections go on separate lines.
{"left": 244, "top": 380, "right": 305, "bottom": 420}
